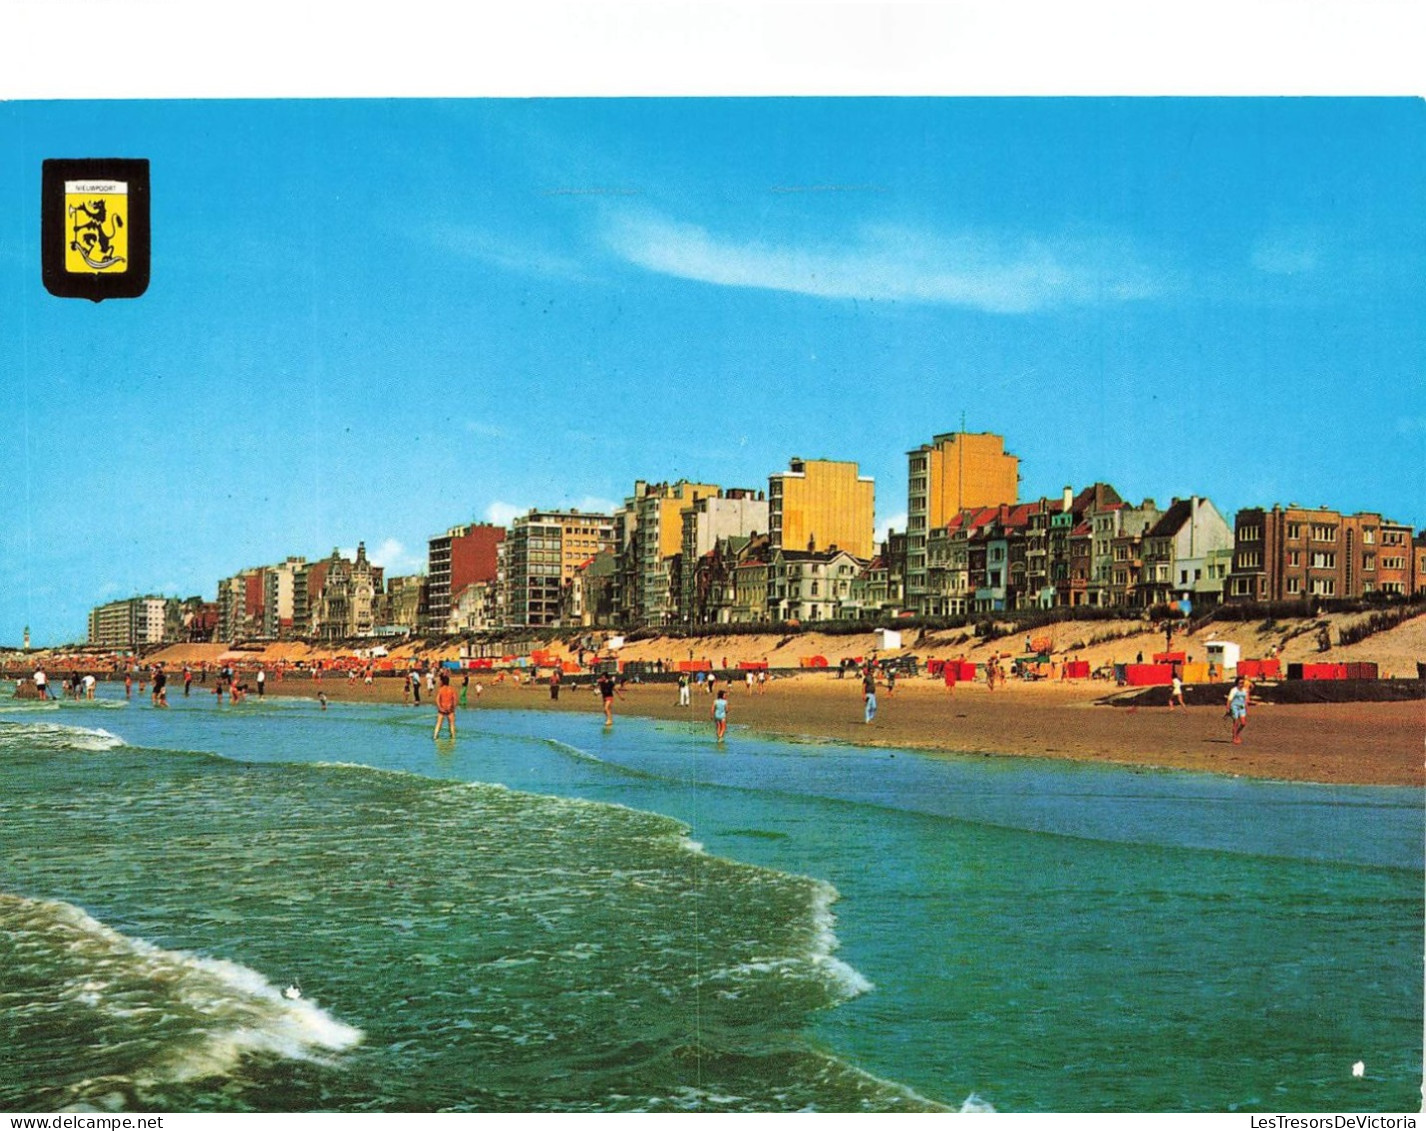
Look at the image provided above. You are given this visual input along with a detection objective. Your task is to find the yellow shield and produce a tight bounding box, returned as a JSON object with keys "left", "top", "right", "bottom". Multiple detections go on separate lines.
{"left": 64, "top": 180, "right": 129, "bottom": 273}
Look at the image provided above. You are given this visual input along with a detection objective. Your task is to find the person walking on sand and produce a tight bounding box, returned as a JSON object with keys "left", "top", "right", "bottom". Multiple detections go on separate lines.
{"left": 1169, "top": 672, "right": 1186, "bottom": 710}
{"left": 434, "top": 672, "right": 458, "bottom": 739}
{"left": 598, "top": 671, "right": 621, "bottom": 726}
{"left": 549, "top": 665, "right": 561, "bottom": 701}
{"left": 677, "top": 673, "right": 690, "bottom": 707}
{"left": 1226, "top": 676, "right": 1249, "bottom": 744}
{"left": 711, "top": 689, "right": 728, "bottom": 743}
{"left": 257, "top": 667, "right": 266, "bottom": 697}
{"left": 862, "top": 665, "right": 877, "bottom": 724}
{"left": 409, "top": 667, "right": 421, "bottom": 705}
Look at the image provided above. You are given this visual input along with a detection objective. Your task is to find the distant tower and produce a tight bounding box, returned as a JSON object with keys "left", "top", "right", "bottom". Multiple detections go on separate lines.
{"left": 23, "top": 626, "right": 30, "bottom": 651}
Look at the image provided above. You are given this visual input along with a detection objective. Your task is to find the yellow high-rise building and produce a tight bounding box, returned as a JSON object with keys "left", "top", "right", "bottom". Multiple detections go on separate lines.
{"left": 906, "top": 431, "right": 1019, "bottom": 605}
{"left": 768, "top": 458, "right": 875, "bottom": 560}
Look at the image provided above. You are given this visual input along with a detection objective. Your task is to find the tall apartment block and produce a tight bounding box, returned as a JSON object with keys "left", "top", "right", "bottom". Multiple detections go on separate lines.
{"left": 618, "top": 481, "right": 721, "bottom": 627}
{"left": 506, "top": 509, "right": 616, "bottom": 627}
{"left": 767, "top": 458, "right": 875, "bottom": 560}
{"left": 261, "top": 557, "right": 306, "bottom": 640}
{"left": 905, "top": 431, "right": 1019, "bottom": 610}
{"left": 88, "top": 596, "right": 172, "bottom": 649}
{"left": 426, "top": 522, "right": 505, "bottom": 632}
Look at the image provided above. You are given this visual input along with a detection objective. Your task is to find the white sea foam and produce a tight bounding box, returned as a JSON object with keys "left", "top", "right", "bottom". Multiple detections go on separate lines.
{"left": 700, "top": 877, "right": 873, "bottom": 1002}
{"left": 0, "top": 719, "right": 126, "bottom": 751}
{"left": 3, "top": 892, "right": 363, "bottom": 1090}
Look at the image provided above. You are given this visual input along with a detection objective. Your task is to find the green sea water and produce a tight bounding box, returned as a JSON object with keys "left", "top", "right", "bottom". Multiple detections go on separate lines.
{"left": 0, "top": 687, "right": 1420, "bottom": 1112}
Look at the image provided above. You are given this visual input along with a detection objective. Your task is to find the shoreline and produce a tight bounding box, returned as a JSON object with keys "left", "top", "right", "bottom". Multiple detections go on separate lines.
{"left": 241, "top": 671, "right": 1424, "bottom": 789}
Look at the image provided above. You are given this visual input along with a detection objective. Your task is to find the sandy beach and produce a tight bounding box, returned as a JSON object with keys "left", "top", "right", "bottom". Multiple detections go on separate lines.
{"left": 13, "top": 610, "right": 1424, "bottom": 788}
{"left": 246, "top": 667, "right": 1425, "bottom": 788}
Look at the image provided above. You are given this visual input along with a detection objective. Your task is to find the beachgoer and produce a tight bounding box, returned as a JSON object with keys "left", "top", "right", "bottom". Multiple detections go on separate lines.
{"left": 862, "top": 666, "right": 877, "bottom": 724}
{"left": 257, "top": 668, "right": 266, "bottom": 697}
{"left": 183, "top": 667, "right": 192, "bottom": 697}
{"left": 549, "top": 666, "right": 561, "bottom": 701}
{"left": 124, "top": 671, "right": 132, "bottom": 699}
{"left": 886, "top": 665, "right": 897, "bottom": 696}
{"left": 459, "top": 673, "right": 469, "bottom": 709}
{"left": 944, "top": 661, "right": 957, "bottom": 693}
{"left": 318, "top": 691, "right": 328, "bottom": 711}
{"left": 1169, "top": 673, "right": 1185, "bottom": 710}
{"left": 712, "top": 689, "right": 728, "bottom": 742}
{"left": 410, "top": 669, "right": 421, "bottom": 705}
{"left": 745, "top": 670, "right": 754, "bottom": 693}
{"left": 426, "top": 668, "right": 436, "bottom": 698}
{"left": 151, "top": 667, "right": 168, "bottom": 707}
{"left": 598, "top": 671, "right": 619, "bottom": 726}
{"left": 758, "top": 668, "right": 767, "bottom": 694}
{"left": 434, "top": 673, "right": 457, "bottom": 739}
{"left": 83, "top": 673, "right": 96, "bottom": 700}
{"left": 33, "top": 668, "right": 48, "bottom": 699}
{"left": 677, "top": 674, "right": 690, "bottom": 707}
{"left": 403, "top": 678, "right": 411, "bottom": 705}
{"left": 1226, "top": 677, "right": 1249, "bottom": 744}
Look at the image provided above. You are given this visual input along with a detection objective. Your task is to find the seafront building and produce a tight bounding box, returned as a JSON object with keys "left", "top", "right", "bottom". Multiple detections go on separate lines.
{"left": 1137, "top": 497, "right": 1234, "bottom": 609}
{"left": 308, "top": 544, "right": 383, "bottom": 640}
{"left": 1226, "top": 505, "right": 1418, "bottom": 603}
{"left": 426, "top": 522, "right": 505, "bottom": 633}
{"left": 678, "top": 489, "right": 768, "bottom": 625}
{"left": 768, "top": 458, "right": 875, "bottom": 560}
{"left": 87, "top": 596, "right": 174, "bottom": 649}
{"left": 905, "top": 432, "right": 1019, "bottom": 610}
{"left": 261, "top": 557, "right": 306, "bottom": 639}
{"left": 505, "top": 509, "right": 616, "bottom": 627}
{"left": 767, "top": 546, "right": 867, "bottom": 623}
{"left": 614, "top": 480, "right": 722, "bottom": 628}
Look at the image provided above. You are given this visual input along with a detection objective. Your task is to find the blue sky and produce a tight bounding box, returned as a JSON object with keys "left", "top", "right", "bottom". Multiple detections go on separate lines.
{"left": 3, "top": 97, "right": 1423, "bottom": 645}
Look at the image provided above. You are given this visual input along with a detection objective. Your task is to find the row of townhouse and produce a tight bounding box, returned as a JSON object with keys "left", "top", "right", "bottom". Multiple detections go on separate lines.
{"left": 917, "top": 486, "right": 1234, "bottom": 615}
{"left": 167, "top": 429, "right": 1422, "bottom": 645}
{"left": 213, "top": 544, "right": 397, "bottom": 642}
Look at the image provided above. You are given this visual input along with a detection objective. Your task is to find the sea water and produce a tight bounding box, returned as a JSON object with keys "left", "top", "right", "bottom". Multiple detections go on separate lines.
{"left": 0, "top": 685, "right": 1420, "bottom": 1113}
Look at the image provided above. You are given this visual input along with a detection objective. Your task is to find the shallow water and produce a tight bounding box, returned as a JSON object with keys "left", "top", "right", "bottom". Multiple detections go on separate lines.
{"left": 0, "top": 686, "right": 1420, "bottom": 1112}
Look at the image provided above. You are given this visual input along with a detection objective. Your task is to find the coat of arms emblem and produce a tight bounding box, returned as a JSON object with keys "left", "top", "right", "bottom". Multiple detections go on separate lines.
{"left": 42, "top": 158, "right": 150, "bottom": 301}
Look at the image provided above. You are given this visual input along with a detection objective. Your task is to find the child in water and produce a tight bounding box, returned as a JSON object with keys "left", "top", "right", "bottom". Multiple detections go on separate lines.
{"left": 711, "top": 689, "right": 728, "bottom": 743}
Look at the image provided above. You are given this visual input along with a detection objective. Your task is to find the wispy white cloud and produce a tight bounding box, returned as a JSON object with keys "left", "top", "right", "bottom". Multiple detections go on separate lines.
{"left": 602, "top": 211, "right": 1163, "bottom": 313}
{"left": 484, "top": 501, "right": 526, "bottom": 527}
{"left": 563, "top": 495, "right": 621, "bottom": 515}
{"left": 876, "top": 512, "right": 908, "bottom": 543}
{"left": 339, "top": 539, "right": 426, "bottom": 575}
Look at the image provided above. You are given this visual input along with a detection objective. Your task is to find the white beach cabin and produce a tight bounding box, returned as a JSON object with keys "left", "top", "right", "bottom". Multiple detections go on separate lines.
{"left": 1204, "top": 640, "right": 1241, "bottom": 678}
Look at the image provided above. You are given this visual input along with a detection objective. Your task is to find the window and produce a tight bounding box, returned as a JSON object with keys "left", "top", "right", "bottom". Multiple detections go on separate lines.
{"left": 1239, "top": 525, "right": 1261, "bottom": 541}
{"left": 1285, "top": 577, "right": 1300, "bottom": 595}
{"left": 1287, "top": 550, "right": 1300, "bottom": 567}
{"left": 1310, "top": 524, "right": 1337, "bottom": 543}
{"left": 1363, "top": 554, "right": 1375, "bottom": 572}
{"left": 1285, "top": 522, "right": 1302, "bottom": 539}
{"left": 1310, "top": 551, "right": 1336, "bottom": 569}
{"left": 1363, "top": 528, "right": 1376, "bottom": 544}
{"left": 1310, "top": 577, "right": 1336, "bottom": 596}
{"left": 1237, "top": 551, "right": 1262, "bottom": 569}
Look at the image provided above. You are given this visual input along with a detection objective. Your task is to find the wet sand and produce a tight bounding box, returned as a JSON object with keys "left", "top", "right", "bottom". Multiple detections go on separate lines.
{"left": 260, "top": 671, "right": 1425, "bottom": 788}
